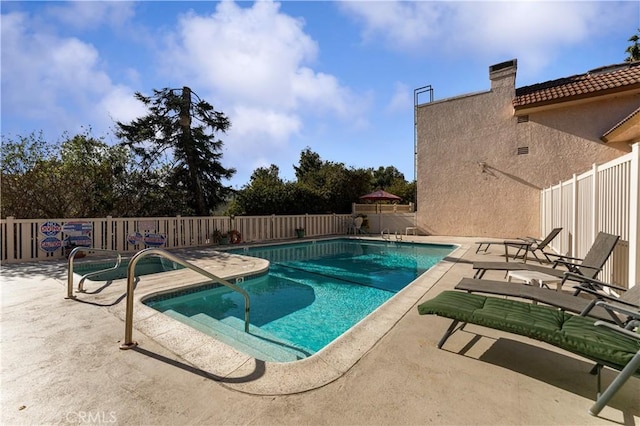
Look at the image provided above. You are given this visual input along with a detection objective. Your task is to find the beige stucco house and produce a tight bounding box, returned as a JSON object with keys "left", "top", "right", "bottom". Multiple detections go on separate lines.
{"left": 415, "top": 59, "right": 640, "bottom": 238}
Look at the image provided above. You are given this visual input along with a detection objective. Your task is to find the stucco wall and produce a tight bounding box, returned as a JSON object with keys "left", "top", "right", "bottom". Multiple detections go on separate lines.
{"left": 416, "top": 65, "right": 637, "bottom": 238}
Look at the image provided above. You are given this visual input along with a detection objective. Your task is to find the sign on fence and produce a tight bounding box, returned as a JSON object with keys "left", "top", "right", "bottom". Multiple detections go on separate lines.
{"left": 40, "top": 221, "right": 62, "bottom": 237}
{"left": 39, "top": 221, "right": 63, "bottom": 253}
{"left": 127, "top": 232, "right": 144, "bottom": 246}
{"left": 143, "top": 233, "right": 166, "bottom": 247}
{"left": 40, "top": 236, "right": 63, "bottom": 253}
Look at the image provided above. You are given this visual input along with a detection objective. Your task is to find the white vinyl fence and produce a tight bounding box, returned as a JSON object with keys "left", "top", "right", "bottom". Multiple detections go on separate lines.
{"left": 0, "top": 214, "right": 353, "bottom": 264}
{"left": 540, "top": 143, "right": 639, "bottom": 287}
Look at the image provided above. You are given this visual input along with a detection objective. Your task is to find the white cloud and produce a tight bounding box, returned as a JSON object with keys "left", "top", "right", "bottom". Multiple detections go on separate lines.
{"left": 338, "top": 2, "right": 445, "bottom": 49}
{"left": 45, "top": 1, "right": 136, "bottom": 31}
{"left": 166, "top": 2, "right": 317, "bottom": 108}
{"left": 155, "top": 0, "right": 370, "bottom": 182}
{"left": 1, "top": 10, "right": 140, "bottom": 138}
{"left": 98, "top": 86, "right": 148, "bottom": 127}
{"left": 231, "top": 106, "right": 302, "bottom": 143}
{"left": 386, "top": 82, "right": 411, "bottom": 114}
{"left": 339, "top": 1, "right": 636, "bottom": 72}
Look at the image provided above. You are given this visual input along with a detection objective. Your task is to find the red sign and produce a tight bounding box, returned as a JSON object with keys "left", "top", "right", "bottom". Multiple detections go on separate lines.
{"left": 40, "top": 236, "right": 62, "bottom": 252}
{"left": 144, "top": 233, "right": 166, "bottom": 247}
{"left": 40, "top": 221, "right": 62, "bottom": 236}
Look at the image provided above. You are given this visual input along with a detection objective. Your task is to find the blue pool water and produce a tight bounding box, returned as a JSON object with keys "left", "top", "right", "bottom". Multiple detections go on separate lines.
{"left": 74, "top": 256, "right": 183, "bottom": 281}
{"left": 144, "top": 239, "right": 454, "bottom": 362}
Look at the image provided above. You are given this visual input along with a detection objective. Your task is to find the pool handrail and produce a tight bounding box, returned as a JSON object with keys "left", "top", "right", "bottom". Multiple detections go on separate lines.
{"left": 66, "top": 247, "right": 123, "bottom": 299}
{"left": 120, "top": 247, "right": 251, "bottom": 350}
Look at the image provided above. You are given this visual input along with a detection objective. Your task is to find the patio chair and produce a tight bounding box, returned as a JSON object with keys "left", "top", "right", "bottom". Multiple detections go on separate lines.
{"left": 475, "top": 227, "right": 562, "bottom": 264}
{"left": 417, "top": 290, "right": 640, "bottom": 416}
{"left": 472, "top": 232, "right": 619, "bottom": 288}
{"left": 455, "top": 273, "right": 640, "bottom": 326}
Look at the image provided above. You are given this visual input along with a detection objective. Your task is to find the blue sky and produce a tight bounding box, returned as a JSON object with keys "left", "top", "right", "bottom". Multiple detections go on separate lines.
{"left": 2, "top": 1, "right": 638, "bottom": 188}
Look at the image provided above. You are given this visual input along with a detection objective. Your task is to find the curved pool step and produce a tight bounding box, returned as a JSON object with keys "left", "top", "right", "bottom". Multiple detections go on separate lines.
{"left": 163, "top": 310, "right": 311, "bottom": 362}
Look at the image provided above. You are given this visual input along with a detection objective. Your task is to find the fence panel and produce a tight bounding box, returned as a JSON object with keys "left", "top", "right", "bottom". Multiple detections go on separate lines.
{"left": 0, "top": 213, "right": 353, "bottom": 264}
{"left": 540, "top": 143, "right": 638, "bottom": 287}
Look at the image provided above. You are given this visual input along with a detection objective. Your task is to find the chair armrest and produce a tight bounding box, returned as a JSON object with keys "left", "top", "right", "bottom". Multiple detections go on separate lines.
{"left": 594, "top": 320, "right": 640, "bottom": 340}
{"left": 566, "top": 272, "right": 629, "bottom": 292}
{"left": 522, "top": 236, "right": 542, "bottom": 243}
{"left": 504, "top": 241, "right": 532, "bottom": 249}
{"left": 573, "top": 286, "right": 640, "bottom": 309}
{"left": 547, "top": 252, "right": 584, "bottom": 262}
{"left": 554, "top": 259, "right": 602, "bottom": 274}
{"left": 596, "top": 301, "right": 640, "bottom": 321}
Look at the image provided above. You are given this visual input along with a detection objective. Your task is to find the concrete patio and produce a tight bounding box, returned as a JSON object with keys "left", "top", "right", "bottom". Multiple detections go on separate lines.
{"left": 1, "top": 236, "right": 638, "bottom": 425}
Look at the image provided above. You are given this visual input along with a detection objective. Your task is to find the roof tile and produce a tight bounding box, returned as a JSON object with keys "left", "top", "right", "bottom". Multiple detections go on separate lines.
{"left": 513, "top": 62, "right": 640, "bottom": 108}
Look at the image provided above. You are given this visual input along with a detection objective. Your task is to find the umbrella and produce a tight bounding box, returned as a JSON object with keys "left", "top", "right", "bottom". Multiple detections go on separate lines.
{"left": 359, "top": 190, "right": 402, "bottom": 202}
{"left": 359, "top": 190, "right": 402, "bottom": 232}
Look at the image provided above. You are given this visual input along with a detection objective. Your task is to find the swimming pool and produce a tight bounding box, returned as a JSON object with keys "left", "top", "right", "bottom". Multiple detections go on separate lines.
{"left": 143, "top": 239, "right": 454, "bottom": 362}
{"left": 73, "top": 256, "right": 184, "bottom": 282}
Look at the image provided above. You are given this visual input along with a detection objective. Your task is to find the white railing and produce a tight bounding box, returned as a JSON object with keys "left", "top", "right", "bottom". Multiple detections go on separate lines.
{"left": 540, "top": 143, "right": 639, "bottom": 287}
{"left": 0, "top": 213, "right": 352, "bottom": 264}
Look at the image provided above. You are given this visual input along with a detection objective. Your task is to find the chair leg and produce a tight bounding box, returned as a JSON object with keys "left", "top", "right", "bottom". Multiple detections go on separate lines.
{"left": 589, "top": 351, "right": 640, "bottom": 416}
{"left": 513, "top": 246, "right": 524, "bottom": 259}
{"left": 437, "top": 320, "right": 461, "bottom": 349}
{"left": 473, "top": 269, "right": 486, "bottom": 279}
{"left": 531, "top": 251, "right": 545, "bottom": 264}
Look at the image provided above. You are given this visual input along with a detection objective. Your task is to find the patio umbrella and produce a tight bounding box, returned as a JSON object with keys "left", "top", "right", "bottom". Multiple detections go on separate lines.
{"left": 359, "top": 190, "right": 402, "bottom": 232}
{"left": 359, "top": 190, "right": 402, "bottom": 203}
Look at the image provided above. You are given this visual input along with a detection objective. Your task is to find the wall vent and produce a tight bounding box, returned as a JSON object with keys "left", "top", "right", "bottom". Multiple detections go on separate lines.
{"left": 517, "top": 115, "right": 529, "bottom": 123}
{"left": 517, "top": 146, "right": 529, "bottom": 155}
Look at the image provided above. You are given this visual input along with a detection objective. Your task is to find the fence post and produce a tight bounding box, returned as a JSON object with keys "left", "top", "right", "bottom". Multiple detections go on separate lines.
{"left": 571, "top": 174, "right": 578, "bottom": 257}
{"left": 106, "top": 216, "right": 113, "bottom": 251}
{"left": 591, "top": 163, "right": 599, "bottom": 254}
{"left": 305, "top": 213, "right": 309, "bottom": 236}
{"left": 539, "top": 190, "right": 545, "bottom": 246}
{"left": 558, "top": 180, "right": 564, "bottom": 253}
{"left": 6, "top": 216, "right": 15, "bottom": 263}
{"left": 271, "top": 214, "right": 276, "bottom": 240}
{"left": 629, "top": 143, "right": 639, "bottom": 287}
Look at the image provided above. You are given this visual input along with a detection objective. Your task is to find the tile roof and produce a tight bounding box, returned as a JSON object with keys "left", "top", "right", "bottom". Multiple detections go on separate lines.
{"left": 513, "top": 61, "right": 640, "bottom": 108}
{"left": 601, "top": 106, "right": 640, "bottom": 143}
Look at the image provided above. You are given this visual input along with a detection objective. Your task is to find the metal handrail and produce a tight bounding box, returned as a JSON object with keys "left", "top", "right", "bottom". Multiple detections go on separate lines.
{"left": 120, "top": 248, "right": 251, "bottom": 349}
{"left": 66, "top": 247, "right": 123, "bottom": 299}
{"left": 381, "top": 229, "right": 391, "bottom": 240}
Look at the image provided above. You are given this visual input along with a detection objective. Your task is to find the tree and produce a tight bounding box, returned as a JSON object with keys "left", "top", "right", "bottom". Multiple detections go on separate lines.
{"left": 294, "top": 147, "right": 324, "bottom": 185}
{"left": 371, "top": 166, "right": 405, "bottom": 190}
{"left": 386, "top": 179, "right": 416, "bottom": 205}
{"left": 232, "top": 149, "right": 376, "bottom": 215}
{"left": 1, "top": 130, "right": 136, "bottom": 218}
{"left": 115, "top": 87, "right": 235, "bottom": 216}
{"left": 231, "top": 165, "right": 293, "bottom": 215}
{"left": 625, "top": 29, "right": 640, "bottom": 62}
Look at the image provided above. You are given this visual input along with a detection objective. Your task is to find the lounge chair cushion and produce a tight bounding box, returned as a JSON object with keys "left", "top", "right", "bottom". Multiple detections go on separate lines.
{"left": 417, "top": 291, "right": 640, "bottom": 371}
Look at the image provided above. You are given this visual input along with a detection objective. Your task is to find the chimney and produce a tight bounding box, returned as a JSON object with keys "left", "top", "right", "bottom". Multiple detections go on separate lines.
{"left": 489, "top": 59, "right": 517, "bottom": 90}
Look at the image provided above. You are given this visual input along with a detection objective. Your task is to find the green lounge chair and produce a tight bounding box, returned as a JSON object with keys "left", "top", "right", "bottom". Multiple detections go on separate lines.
{"left": 472, "top": 232, "right": 619, "bottom": 285}
{"left": 455, "top": 274, "right": 640, "bottom": 326}
{"left": 475, "top": 227, "right": 563, "bottom": 263}
{"left": 417, "top": 290, "right": 640, "bottom": 416}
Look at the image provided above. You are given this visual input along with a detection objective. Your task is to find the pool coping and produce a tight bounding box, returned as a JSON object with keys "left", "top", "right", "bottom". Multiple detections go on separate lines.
{"left": 103, "top": 237, "right": 464, "bottom": 395}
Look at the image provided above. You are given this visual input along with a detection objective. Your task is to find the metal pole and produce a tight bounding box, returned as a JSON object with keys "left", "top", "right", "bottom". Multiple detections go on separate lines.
{"left": 120, "top": 248, "right": 251, "bottom": 350}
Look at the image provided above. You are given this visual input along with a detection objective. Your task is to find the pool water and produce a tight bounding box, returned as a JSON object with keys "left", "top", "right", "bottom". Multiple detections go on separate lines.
{"left": 74, "top": 256, "right": 184, "bottom": 281}
{"left": 144, "top": 239, "right": 454, "bottom": 362}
